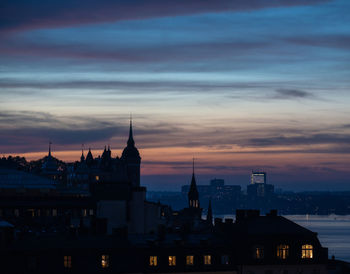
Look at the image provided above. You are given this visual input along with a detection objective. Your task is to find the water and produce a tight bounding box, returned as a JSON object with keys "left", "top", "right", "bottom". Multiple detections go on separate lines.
{"left": 287, "top": 215, "right": 350, "bottom": 262}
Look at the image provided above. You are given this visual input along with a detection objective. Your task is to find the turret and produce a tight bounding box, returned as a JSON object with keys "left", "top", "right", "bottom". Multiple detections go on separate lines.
{"left": 86, "top": 148, "right": 94, "bottom": 166}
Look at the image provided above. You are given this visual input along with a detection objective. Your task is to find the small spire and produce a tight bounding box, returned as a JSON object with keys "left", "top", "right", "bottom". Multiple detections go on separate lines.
{"left": 127, "top": 114, "right": 135, "bottom": 147}
{"left": 80, "top": 144, "right": 85, "bottom": 162}
{"left": 48, "top": 141, "right": 52, "bottom": 157}
{"left": 188, "top": 158, "right": 199, "bottom": 208}
{"left": 192, "top": 157, "right": 195, "bottom": 174}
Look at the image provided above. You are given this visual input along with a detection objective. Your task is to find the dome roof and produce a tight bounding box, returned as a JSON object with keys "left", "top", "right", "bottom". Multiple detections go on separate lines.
{"left": 122, "top": 145, "right": 140, "bottom": 159}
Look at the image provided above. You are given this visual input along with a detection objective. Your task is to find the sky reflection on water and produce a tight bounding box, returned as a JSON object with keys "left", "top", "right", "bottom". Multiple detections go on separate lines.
{"left": 287, "top": 215, "right": 350, "bottom": 262}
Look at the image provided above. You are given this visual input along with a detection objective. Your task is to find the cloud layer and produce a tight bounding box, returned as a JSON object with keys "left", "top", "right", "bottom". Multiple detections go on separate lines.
{"left": 1, "top": 0, "right": 329, "bottom": 33}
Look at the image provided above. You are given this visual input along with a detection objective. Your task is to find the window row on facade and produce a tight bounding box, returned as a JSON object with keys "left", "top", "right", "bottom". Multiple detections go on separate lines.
{"left": 0, "top": 208, "right": 94, "bottom": 218}
{"left": 60, "top": 245, "right": 313, "bottom": 269}
{"left": 254, "top": 244, "right": 313, "bottom": 260}
{"left": 149, "top": 254, "right": 219, "bottom": 267}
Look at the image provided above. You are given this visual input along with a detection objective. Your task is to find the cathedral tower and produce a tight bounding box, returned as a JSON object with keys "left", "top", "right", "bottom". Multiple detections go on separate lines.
{"left": 121, "top": 118, "right": 141, "bottom": 187}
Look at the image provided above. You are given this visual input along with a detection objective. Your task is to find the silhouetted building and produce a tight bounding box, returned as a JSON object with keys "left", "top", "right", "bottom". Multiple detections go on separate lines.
{"left": 41, "top": 142, "right": 63, "bottom": 180}
{"left": 0, "top": 209, "right": 330, "bottom": 274}
{"left": 182, "top": 178, "right": 241, "bottom": 214}
{"left": 247, "top": 170, "right": 274, "bottom": 213}
{"left": 0, "top": 120, "right": 166, "bottom": 235}
{"left": 250, "top": 171, "right": 266, "bottom": 184}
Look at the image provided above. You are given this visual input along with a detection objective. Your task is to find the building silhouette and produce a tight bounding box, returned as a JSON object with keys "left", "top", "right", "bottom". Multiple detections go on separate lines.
{"left": 0, "top": 120, "right": 342, "bottom": 273}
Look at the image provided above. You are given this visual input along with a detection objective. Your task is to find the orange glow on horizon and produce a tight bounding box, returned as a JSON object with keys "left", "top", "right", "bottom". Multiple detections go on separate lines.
{"left": 5, "top": 145, "right": 350, "bottom": 176}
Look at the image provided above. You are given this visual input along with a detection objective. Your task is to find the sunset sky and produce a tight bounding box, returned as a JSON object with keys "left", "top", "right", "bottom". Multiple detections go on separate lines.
{"left": 1, "top": 0, "right": 350, "bottom": 191}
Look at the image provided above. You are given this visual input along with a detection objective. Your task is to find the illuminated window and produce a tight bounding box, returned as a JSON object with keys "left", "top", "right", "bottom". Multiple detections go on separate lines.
{"left": 89, "top": 209, "right": 94, "bottom": 216}
{"left": 277, "top": 245, "right": 289, "bottom": 259}
{"left": 302, "top": 244, "right": 313, "bottom": 259}
{"left": 221, "top": 255, "right": 229, "bottom": 265}
{"left": 28, "top": 209, "right": 35, "bottom": 217}
{"left": 204, "top": 255, "right": 211, "bottom": 265}
{"left": 82, "top": 209, "right": 87, "bottom": 217}
{"left": 149, "top": 256, "right": 158, "bottom": 266}
{"left": 254, "top": 246, "right": 264, "bottom": 259}
{"left": 168, "top": 255, "right": 176, "bottom": 266}
{"left": 186, "top": 255, "right": 194, "bottom": 265}
{"left": 95, "top": 175, "right": 100, "bottom": 181}
{"left": 64, "top": 256, "right": 72, "bottom": 268}
{"left": 101, "top": 255, "right": 109, "bottom": 268}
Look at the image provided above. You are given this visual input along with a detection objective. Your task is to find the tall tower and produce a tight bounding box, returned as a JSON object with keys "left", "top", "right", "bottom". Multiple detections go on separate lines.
{"left": 121, "top": 118, "right": 141, "bottom": 187}
{"left": 188, "top": 159, "right": 199, "bottom": 208}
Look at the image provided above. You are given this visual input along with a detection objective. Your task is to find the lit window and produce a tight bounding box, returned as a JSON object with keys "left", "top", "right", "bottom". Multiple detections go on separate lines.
{"left": 221, "top": 255, "right": 229, "bottom": 265}
{"left": 302, "top": 244, "right": 313, "bottom": 259}
{"left": 277, "top": 245, "right": 289, "bottom": 259}
{"left": 82, "top": 209, "right": 87, "bottom": 217}
{"left": 168, "top": 255, "right": 176, "bottom": 266}
{"left": 95, "top": 175, "right": 100, "bottom": 181}
{"left": 254, "top": 246, "right": 264, "bottom": 259}
{"left": 64, "top": 256, "right": 72, "bottom": 268}
{"left": 204, "top": 255, "right": 211, "bottom": 265}
{"left": 101, "top": 255, "right": 109, "bottom": 268}
{"left": 149, "top": 256, "right": 158, "bottom": 266}
{"left": 89, "top": 209, "right": 94, "bottom": 216}
{"left": 186, "top": 255, "right": 194, "bottom": 266}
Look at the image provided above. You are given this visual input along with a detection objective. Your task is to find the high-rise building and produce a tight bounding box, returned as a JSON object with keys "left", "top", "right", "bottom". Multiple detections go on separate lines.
{"left": 250, "top": 171, "right": 266, "bottom": 184}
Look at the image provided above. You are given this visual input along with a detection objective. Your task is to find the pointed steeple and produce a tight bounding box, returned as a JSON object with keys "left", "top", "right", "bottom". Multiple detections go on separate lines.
{"left": 207, "top": 199, "right": 213, "bottom": 226}
{"left": 80, "top": 145, "right": 85, "bottom": 162}
{"left": 121, "top": 116, "right": 141, "bottom": 187}
{"left": 86, "top": 148, "right": 94, "bottom": 166}
{"left": 188, "top": 158, "right": 199, "bottom": 208}
{"left": 127, "top": 115, "right": 135, "bottom": 147}
{"left": 48, "top": 141, "right": 52, "bottom": 158}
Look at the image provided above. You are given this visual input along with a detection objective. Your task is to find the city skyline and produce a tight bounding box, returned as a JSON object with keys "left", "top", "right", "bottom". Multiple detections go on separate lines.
{"left": 1, "top": 0, "right": 350, "bottom": 191}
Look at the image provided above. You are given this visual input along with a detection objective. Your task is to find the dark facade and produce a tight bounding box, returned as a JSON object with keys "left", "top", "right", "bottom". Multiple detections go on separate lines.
{"left": 0, "top": 122, "right": 335, "bottom": 274}
{"left": 0, "top": 210, "right": 329, "bottom": 274}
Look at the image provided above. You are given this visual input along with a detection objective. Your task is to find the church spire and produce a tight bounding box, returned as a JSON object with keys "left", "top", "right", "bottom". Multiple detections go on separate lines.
{"left": 188, "top": 158, "right": 199, "bottom": 208}
{"left": 127, "top": 115, "right": 135, "bottom": 147}
{"left": 48, "top": 141, "right": 52, "bottom": 157}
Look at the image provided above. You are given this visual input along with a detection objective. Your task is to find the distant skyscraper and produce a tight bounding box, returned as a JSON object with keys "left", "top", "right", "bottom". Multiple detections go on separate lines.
{"left": 250, "top": 171, "right": 266, "bottom": 185}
